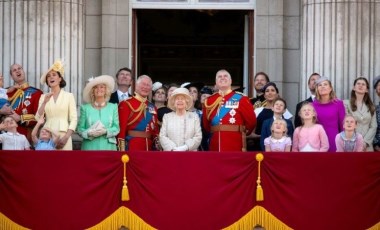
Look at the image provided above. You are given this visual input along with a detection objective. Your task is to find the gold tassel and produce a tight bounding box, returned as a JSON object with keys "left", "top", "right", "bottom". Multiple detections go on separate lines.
{"left": 121, "top": 154, "right": 130, "bottom": 201}
{"left": 256, "top": 153, "right": 264, "bottom": 201}
{"left": 256, "top": 184, "right": 263, "bottom": 201}
{"left": 122, "top": 184, "right": 129, "bottom": 201}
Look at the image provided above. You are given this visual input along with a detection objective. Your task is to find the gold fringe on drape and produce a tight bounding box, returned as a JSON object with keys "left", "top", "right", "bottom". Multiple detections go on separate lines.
{"left": 0, "top": 212, "right": 30, "bottom": 230}
{"left": 368, "top": 221, "right": 380, "bottom": 230}
{"left": 86, "top": 206, "right": 156, "bottom": 230}
{"left": 222, "top": 205, "right": 293, "bottom": 230}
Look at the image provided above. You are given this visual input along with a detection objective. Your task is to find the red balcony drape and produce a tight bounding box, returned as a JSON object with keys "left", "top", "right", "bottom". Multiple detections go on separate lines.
{"left": 0, "top": 151, "right": 380, "bottom": 230}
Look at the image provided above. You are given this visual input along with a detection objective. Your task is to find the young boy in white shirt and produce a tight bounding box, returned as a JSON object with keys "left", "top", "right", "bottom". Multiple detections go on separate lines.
{"left": 0, "top": 116, "right": 30, "bottom": 150}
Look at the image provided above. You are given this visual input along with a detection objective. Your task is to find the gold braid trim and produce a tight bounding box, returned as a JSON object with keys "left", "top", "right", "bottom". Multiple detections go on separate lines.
{"left": 8, "top": 89, "right": 24, "bottom": 107}
{"left": 222, "top": 205, "right": 293, "bottom": 230}
{"left": 125, "top": 101, "right": 146, "bottom": 126}
{"left": 368, "top": 221, "right": 380, "bottom": 230}
{"left": 118, "top": 138, "right": 126, "bottom": 151}
{"left": 0, "top": 212, "right": 30, "bottom": 230}
{"left": 86, "top": 206, "right": 156, "bottom": 230}
{"left": 21, "top": 114, "right": 36, "bottom": 124}
{"left": 204, "top": 96, "right": 222, "bottom": 120}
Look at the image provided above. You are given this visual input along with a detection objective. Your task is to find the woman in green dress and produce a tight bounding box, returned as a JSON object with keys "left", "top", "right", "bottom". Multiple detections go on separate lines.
{"left": 77, "top": 75, "right": 120, "bottom": 150}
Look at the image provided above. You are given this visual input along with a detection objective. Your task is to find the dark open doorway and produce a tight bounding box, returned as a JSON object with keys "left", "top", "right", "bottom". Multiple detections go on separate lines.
{"left": 136, "top": 9, "right": 248, "bottom": 87}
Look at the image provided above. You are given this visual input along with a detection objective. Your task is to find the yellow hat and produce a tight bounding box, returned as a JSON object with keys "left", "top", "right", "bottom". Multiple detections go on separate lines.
{"left": 40, "top": 60, "right": 65, "bottom": 85}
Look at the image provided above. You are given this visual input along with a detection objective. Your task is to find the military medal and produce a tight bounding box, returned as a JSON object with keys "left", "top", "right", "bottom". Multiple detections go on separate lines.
{"left": 148, "top": 106, "right": 156, "bottom": 114}
{"left": 229, "top": 109, "right": 236, "bottom": 124}
{"left": 24, "top": 100, "right": 30, "bottom": 107}
{"left": 229, "top": 117, "right": 236, "bottom": 124}
{"left": 229, "top": 109, "right": 236, "bottom": 117}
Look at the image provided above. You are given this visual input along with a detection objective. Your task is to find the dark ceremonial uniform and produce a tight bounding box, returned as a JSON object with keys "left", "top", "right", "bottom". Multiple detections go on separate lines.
{"left": 250, "top": 94, "right": 266, "bottom": 109}
{"left": 117, "top": 94, "right": 159, "bottom": 151}
{"left": 203, "top": 90, "right": 256, "bottom": 152}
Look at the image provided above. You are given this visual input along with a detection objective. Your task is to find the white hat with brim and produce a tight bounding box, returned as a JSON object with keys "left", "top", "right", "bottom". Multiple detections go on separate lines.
{"left": 168, "top": 88, "right": 193, "bottom": 111}
{"left": 40, "top": 60, "right": 65, "bottom": 85}
{"left": 82, "top": 75, "right": 115, "bottom": 103}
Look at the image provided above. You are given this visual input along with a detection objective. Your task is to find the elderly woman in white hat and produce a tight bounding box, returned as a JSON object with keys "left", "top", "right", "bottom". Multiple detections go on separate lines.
{"left": 159, "top": 87, "right": 202, "bottom": 151}
{"left": 35, "top": 60, "right": 77, "bottom": 150}
{"left": 77, "top": 75, "right": 120, "bottom": 150}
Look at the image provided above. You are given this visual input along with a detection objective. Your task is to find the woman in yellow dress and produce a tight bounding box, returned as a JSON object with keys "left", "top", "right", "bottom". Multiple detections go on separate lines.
{"left": 36, "top": 60, "right": 78, "bottom": 150}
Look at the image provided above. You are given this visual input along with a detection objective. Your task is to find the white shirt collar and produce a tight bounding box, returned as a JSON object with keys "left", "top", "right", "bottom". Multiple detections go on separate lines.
{"left": 5, "top": 132, "right": 21, "bottom": 136}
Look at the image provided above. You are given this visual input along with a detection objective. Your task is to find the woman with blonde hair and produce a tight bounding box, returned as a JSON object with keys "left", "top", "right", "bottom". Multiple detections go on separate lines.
{"left": 312, "top": 77, "right": 345, "bottom": 152}
{"left": 77, "top": 75, "right": 120, "bottom": 150}
{"left": 159, "top": 87, "right": 202, "bottom": 151}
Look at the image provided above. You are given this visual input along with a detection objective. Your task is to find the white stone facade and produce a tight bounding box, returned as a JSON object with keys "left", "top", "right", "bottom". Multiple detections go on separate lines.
{"left": 0, "top": 0, "right": 84, "bottom": 102}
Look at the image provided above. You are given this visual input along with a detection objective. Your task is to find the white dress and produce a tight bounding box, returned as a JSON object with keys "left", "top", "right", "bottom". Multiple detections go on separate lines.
{"left": 159, "top": 111, "right": 202, "bottom": 151}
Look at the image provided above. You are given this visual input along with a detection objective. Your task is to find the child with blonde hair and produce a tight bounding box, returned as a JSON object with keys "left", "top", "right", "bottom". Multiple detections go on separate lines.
{"left": 260, "top": 98, "right": 294, "bottom": 150}
{"left": 0, "top": 73, "right": 19, "bottom": 109}
{"left": 292, "top": 102, "right": 329, "bottom": 152}
{"left": 335, "top": 115, "right": 364, "bottom": 152}
{"left": 31, "top": 115, "right": 59, "bottom": 150}
{"left": 264, "top": 119, "right": 292, "bottom": 152}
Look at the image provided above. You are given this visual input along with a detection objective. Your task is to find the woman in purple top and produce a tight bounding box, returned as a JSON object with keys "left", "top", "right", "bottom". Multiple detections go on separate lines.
{"left": 312, "top": 77, "right": 346, "bottom": 152}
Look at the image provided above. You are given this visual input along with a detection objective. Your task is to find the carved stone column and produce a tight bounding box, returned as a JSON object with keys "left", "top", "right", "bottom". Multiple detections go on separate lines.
{"left": 302, "top": 0, "right": 380, "bottom": 100}
{"left": 0, "top": 0, "right": 84, "bottom": 102}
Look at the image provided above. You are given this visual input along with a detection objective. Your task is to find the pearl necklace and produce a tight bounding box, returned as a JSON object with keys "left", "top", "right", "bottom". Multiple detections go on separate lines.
{"left": 94, "top": 101, "right": 106, "bottom": 108}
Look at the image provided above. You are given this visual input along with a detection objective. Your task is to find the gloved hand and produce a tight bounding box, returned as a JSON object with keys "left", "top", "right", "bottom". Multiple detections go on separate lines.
{"left": 88, "top": 129, "right": 97, "bottom": 137}
{"left": 173, "top": 145, "right": 188, "bottom": 151}
{"left": 88, "top": 128, "right": 106, "bottom": 137}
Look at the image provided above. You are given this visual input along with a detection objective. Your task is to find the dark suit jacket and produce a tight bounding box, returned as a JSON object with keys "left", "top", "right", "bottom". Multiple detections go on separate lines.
{"left": 294, "top": 96, "right": 313, "bottom": 128}
{"left": 109, "top": 91, "right": 119, "bottom": 104}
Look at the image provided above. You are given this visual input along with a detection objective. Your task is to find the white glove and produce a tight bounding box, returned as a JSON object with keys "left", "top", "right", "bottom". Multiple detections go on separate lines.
{"left": 173, "top": 145, "right": 188, "bottom": 151}
{"left": 93, "top": 128, "right": 106, "bottom": 137}
{"left": 88, "top": 129, "right": 97, "bottom": 137}
{"left": 88, "top": 128, "right": 106, "bottom": 137}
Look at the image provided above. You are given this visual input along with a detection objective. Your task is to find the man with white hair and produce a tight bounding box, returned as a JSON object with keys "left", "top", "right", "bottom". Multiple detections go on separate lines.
{"left": 117, "top": 75, "right": 159, "bottom": 151}
{"left": 202, "top": 69, "right": 256, "bottom": 152}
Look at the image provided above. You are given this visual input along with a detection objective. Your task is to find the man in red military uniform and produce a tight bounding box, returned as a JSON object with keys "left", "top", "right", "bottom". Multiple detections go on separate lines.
{"left": 7, "top": 64, "right": 43, "bottom": 143}
{"left": 202, "top": 69, "right": 256, "bottom": 152}
{"left": 117, "top": 75, "right": 159, "bottom": 151}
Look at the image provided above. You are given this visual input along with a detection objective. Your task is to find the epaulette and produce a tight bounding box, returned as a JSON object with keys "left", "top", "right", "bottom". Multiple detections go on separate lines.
{"left": 234, "top": 91, "right": 247, "bottom": 96}
{"left": 25, "top": 86, "right": 42, "bottom": 92}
